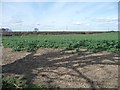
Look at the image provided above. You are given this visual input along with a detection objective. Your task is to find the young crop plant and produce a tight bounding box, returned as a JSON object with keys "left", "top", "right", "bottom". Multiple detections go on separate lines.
{"left": 2, "top": 32, "right": 120, "bottom": 52}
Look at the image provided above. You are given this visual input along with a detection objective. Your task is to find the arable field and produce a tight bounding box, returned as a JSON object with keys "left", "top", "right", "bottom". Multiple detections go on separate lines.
{"left": 2, "top": 32, "right": 120, "bottom": 52}
{"left": 2, "top": 32, "right": 120, "bottom": 89}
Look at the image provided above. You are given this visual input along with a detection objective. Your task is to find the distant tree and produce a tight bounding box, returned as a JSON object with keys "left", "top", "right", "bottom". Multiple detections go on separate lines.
{"left": 34, "top": 28, "right": 39, "bottom": 32}
{"left": 0, "top": 28, "right": 12, "bottom": 32}
{"left": 109, "top": 30, "right": 115, "bottom": 32}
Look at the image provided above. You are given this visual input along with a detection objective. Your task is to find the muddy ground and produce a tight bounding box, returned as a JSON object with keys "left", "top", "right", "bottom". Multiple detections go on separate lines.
{"left": 2, "top": 48, "right": 119, "bottom": 89}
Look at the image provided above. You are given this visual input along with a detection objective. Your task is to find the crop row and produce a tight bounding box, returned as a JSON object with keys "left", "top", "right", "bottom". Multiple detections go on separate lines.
{"left": 2, "top": 38, "right": 120, "bottom": 52}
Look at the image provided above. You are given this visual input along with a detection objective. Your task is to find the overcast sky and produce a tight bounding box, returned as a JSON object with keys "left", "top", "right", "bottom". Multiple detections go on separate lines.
{"left": 1, "top": 2, "right": 118, "bottom": 31}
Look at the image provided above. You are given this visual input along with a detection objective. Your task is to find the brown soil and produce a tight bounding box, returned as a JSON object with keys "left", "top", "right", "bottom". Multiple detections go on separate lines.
{"left": 2, "top": 48, "right": 119, "bottom": 88}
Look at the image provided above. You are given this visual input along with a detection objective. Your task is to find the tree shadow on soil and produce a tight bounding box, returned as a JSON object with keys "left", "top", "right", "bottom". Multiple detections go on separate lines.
{"left": 2, "top": 49, "right": 119, "bottom": 89}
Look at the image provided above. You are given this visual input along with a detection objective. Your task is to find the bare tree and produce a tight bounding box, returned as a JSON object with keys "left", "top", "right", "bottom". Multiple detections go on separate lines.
{"left": 34, "top": 28, "right": 39, "bottom": 32}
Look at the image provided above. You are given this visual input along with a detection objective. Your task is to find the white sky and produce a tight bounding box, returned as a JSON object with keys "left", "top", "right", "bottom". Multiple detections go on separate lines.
{"left": 1, "top": 1, "right": 119, "bottom": 31}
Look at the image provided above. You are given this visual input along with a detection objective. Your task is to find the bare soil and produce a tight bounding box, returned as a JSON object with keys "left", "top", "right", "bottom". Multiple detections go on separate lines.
{"left": 2, "top": 48, "right": 119, "bottom": 88}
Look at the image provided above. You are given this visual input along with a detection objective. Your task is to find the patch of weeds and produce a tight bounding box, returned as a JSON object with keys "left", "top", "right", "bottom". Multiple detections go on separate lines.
{"left": 2, "top": 75, "right": 26, "bottom": 90}
{"left": 2, "top": 75, "right": 60, "bottom": 90}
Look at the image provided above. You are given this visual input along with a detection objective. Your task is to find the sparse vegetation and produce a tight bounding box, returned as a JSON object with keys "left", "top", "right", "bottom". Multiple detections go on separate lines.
{"left": 2, "top": 75, "right": 26, "bottom": 90}
{"left": 2, "top": 75, "right": 60, "bottom": 90}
